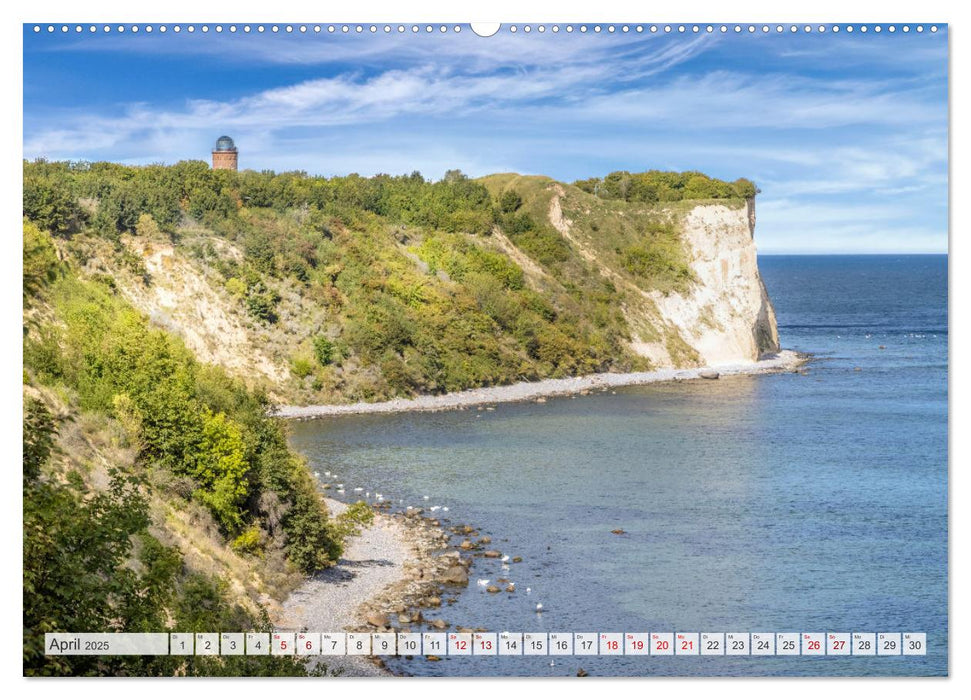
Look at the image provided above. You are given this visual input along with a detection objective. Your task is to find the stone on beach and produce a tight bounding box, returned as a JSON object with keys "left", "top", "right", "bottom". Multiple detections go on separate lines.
{"left": 699, "top": 370, "right": 720, "bottom": 379}
{"left": 366, "top": 612, "right": 388, "bottom": 628}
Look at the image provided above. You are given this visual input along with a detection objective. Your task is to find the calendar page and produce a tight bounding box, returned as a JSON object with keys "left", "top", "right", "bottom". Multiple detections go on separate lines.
{"left": 21, "top": 11, "right": 948, "bottom": 681}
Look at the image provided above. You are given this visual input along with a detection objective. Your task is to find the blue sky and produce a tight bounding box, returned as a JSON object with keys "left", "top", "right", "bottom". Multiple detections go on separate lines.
{"left": 23, "top": 24, "right": 948, "bottom": 253}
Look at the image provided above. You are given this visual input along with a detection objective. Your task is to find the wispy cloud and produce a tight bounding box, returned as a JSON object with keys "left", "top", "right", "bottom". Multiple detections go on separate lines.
{"left": 23, "top": 29, "right": 948, "bottom": 253}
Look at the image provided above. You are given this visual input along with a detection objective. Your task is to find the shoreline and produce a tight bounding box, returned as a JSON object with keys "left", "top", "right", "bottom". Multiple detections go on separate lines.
{"left": 276, "top": 350, "right": 806, "bottom": 419}
{"left": 276, "top": 497, "right": 472, "bottom": 677}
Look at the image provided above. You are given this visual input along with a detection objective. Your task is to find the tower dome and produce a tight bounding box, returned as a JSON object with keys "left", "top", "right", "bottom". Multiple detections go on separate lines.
{"left": 211, "top": 135, "right": 238, "bottom": 171}
{"left": 214, "top": 135, "right": 237, "bottom": 152}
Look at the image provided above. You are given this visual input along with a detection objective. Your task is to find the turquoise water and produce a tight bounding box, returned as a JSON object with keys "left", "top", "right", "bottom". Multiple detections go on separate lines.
{"left": 289, "top": 255, "right": 947, "bottom": 676}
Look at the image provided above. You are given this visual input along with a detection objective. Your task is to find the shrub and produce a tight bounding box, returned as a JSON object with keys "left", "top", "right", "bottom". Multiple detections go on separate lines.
{"left": 224, "top": 277, "right": 247, "bottom": 297}
{"left": 231, "top": 525, "right": 263, "bottom": 555}
{"left": 291, "top": 355, "right": 314, "bottom": 379}
{"left": 312, "top": 335, "right": 334, "bottom": 366}
{"left": 499, "top": 189, "right": 523, "bottom": 213}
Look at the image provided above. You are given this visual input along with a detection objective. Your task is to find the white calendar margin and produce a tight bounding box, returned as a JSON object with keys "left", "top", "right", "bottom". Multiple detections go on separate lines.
{"left": 4, "top": 1, "right": 961, "bottom": 699}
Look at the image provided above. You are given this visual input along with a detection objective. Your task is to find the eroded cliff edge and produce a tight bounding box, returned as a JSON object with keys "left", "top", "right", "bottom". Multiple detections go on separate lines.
{"left": 634, "top": 200, "right": 780, "bottom": 367}
{"left": 538, "top": 179, "right": 779, "bottom": 369}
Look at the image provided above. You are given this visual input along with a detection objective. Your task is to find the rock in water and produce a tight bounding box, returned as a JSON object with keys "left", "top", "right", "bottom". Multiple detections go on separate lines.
{"left": 430, "top": 618, "right": 448, "bottom": 630}
{"left": 577, "top": 668, "right": 589, "bottom": 677}
{"left": 486, "top": 585, "right": 501, "bottom": 594}
{"left": 699, "top": 370, "right": 720, "bottom": 380}
{"left": 443, "top": 566, "right": 469, "bottom": 585}
{"left": 611, "top": 529, "right": 626, "bottom": 535}
{"left": 483, "top": 550, "right": 502, "bottom": 558}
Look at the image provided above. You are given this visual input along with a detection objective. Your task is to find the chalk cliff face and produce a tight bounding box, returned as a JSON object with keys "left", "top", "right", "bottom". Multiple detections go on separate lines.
{"left": 633, "top": 200, "right": 780, "bottom": 367}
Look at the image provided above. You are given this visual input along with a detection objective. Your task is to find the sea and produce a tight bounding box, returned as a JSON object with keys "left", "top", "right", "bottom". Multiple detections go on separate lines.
{"left": 289, "top": 254, "right": 948, "bottom": 677}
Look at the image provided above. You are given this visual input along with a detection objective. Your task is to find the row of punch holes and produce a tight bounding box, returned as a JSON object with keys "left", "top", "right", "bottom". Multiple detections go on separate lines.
{"left": 32, "top": 24, "right": 940, "bottom": 35}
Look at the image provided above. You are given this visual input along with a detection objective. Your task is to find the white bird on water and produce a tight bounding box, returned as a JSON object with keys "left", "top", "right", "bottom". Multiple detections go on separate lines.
{"left": 430, "top": 506, "right": 441, "bottom": 513}
{"left": 442, "top": 507, "right": 450, "bottom": 512}
{"left": 325, "top": 471, "right": 332, "bottom": 477}
{"left": 313, "top": 470, "right": 320, "bottom": 478}
{"left": 476, "top": 579, "right": 490, "bottom": 587}
{"left": 337, "top": 489, "right": 345, "bottom": 495}
{"left": 526, "top": 587, "right": 531, "bottom": 594}
{"left": 423, "top": 495, "right": 430, "bottom": 501}
{"left": 535, "top": 603, "right": 544, "bottom": 613}
{"left": 337, "top": 484, "right": 344, "bottom": 489}
{"left": 354, "top": 487, "right": 363, "bottom": 493}
{"left": 500, "top": 555, "right": 509, "bottom": 562}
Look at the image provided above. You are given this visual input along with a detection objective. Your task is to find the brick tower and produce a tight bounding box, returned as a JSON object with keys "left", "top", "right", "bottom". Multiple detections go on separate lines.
{"left": 211, "top": 135, "right": 238, "bottom": 171}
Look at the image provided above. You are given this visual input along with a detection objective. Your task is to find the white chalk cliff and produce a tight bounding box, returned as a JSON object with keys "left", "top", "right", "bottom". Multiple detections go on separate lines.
{"left": 548, "top": 186, "right": 779, "bottom": 369}
{"left": 639, "top": 200, "right": 779, "bottom": 367}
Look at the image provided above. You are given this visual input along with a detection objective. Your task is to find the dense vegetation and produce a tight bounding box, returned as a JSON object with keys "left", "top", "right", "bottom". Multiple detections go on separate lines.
{"left": 23, "top": 219, "right": 369, "bottom": 676}
{"left": 24, "top": 160, "right": 753, "bottom": 403}
{"left": 574, "top": 170, "right": 757, "bottom": 203}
